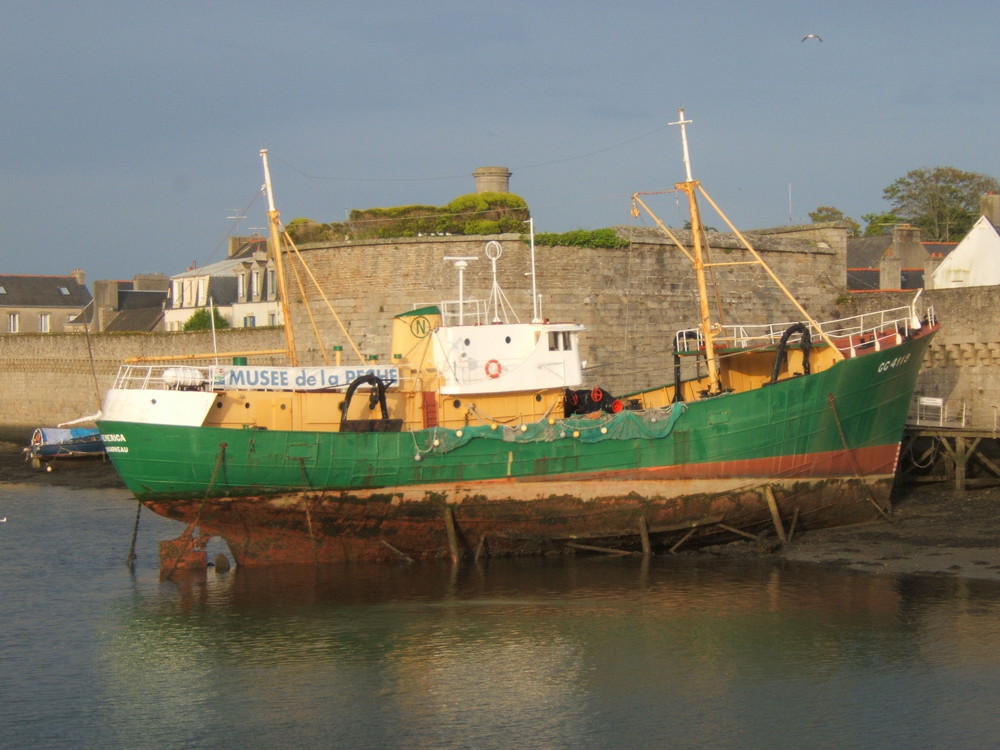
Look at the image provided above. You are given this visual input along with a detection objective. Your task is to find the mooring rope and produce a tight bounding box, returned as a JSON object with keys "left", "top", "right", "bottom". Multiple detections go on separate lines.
{"left": 162, "top": 441, "right": 228, "bottom": 580}
{"left": 827, "top": 393, "right": 892, "bottom": 521}
{"left": 126, "top": 501, "right": 142, "bottom": 568}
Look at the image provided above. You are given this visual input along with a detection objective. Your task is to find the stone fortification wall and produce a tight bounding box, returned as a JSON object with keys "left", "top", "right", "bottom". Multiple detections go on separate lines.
{"left": 284, "top": 229, "right": 846, "bottom": 397}
{"left": 0, "top": 328, "right": 286, "bottom": 441}
{"left": 1, "top": 230, "right": 846, "bottom": 439}
{"left": 20, "top": 226, "right": 977, "bottom": 441}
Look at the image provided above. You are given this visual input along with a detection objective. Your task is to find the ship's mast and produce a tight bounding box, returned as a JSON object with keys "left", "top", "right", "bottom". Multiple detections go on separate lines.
{"left": 671, "top": 110, "right": 722, "bottom": 395}
{"left": 632, "top": 111, "right": 844, "bottom": 387}
{"left": 260, "top": 149, "right": 299, "bottom": 366}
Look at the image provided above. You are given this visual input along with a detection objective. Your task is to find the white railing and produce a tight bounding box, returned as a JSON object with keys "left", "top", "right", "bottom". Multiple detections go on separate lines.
{"left": 908, "top": 396, "right": 967, "bottom": 427}
{"left": 675, "top": 305, "right": 936, "bottom": 353}
{"left": 112, "top": 364, "right": 212, "bottom": 392}
{"left": 424, "top": 298, "right": 489, "bottom": 326}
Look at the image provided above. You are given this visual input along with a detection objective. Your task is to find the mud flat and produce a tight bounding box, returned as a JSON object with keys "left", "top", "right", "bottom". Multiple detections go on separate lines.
{"left": 776, "top": 483, "right": 1000, "bottom": 582}
{"left": 1, "top": 441, "right": 124, "bottom": 489}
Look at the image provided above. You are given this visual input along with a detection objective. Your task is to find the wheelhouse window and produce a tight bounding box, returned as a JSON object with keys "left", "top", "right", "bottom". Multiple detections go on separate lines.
{"left": 548, "top": 331, "right": 574, "bottom": 351}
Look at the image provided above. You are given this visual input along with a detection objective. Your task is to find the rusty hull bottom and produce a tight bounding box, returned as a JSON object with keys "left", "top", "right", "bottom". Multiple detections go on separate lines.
{"left": 147, "top": 474, "right": 893, "bottom": 567}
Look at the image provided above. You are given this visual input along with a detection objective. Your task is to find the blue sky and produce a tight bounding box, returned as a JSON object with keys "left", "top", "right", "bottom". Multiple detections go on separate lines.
{"left": 3, "top": 0, "right": 999, "bottom": 283}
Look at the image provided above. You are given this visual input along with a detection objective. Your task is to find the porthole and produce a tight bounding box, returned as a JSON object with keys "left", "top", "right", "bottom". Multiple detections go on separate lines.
{"left": 453, "top": 400, "right": 461, "bottom": 409}
{"left": 505, "top": 336, "right": 511, "bottom": 344}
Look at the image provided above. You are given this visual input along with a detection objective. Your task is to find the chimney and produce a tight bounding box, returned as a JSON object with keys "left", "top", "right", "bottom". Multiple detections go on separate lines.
{"left": 924, "top": 253, "right": 942, "bottom": 290}
{"left": 472, "top": 166, "right": 511, "bottom": 194}
{"left": 70, "top": 268, "right": 86, "bottom": 286}
{"left": 981, "top": 193, "right": 1000, "bottom": 226}
{"left": 879, "top": 250, "right": 902, "bottom": 290}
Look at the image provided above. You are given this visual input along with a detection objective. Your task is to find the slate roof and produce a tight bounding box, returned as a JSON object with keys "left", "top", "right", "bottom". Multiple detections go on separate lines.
{"left": 169, "top": 241, "right": 264, "bottom": 308}
{"left": 846, "top": 236, "right": 893, "bottom": 269}
{"left": 117, "top": 289, "right": 167, "bottom": 311}
{"left": 846, "top": 269, "right": 880, "bottom": 291}
{"left": 0, "top": 275, "right": 92, "bottom": 307}
{"left": 103, "top": 308, "right": 164, "bottom": 332}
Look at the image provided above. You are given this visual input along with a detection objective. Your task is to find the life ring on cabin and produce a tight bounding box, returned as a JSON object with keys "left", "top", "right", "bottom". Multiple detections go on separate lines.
{"left": 485, "top": 359, "right": 502, "bottom": 379}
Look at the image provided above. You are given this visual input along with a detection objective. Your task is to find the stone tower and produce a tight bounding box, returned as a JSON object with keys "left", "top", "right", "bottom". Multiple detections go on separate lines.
{"left": 472, "top": 167, "right": 512, "bottom": 194}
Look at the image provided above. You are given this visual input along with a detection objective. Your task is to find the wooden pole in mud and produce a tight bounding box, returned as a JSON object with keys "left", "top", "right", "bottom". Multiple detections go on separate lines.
{"left": 639, "top": 515, "right": 652, "bottom": 557}
{"left": 669, "top": 527, "right": 698, "bottom": 554}
{"left": 764, "top": 486, "right": 787, "bottom": 542}
{"left": 444, "top": 506, "right": 460, "bottom": 563}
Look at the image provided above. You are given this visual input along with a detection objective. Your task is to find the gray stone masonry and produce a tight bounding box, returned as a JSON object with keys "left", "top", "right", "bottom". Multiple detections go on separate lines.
{"left": 0, "top": 231, "right": 992, "bottom": 438}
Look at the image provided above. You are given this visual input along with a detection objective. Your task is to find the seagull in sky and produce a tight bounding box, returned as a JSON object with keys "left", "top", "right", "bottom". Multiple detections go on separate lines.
{"left": 801, "top": 34, "right": 823, "bottom": 42}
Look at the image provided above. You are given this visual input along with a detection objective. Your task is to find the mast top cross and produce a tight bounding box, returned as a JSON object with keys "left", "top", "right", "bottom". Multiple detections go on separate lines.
{"left": 669, "top": 108, "right": 694, "bottom": 183}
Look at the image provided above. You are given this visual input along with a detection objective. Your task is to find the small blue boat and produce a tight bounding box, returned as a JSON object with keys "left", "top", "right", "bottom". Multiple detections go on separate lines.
{"left": 24, "top": 427, "right": 106, "bottom": 467}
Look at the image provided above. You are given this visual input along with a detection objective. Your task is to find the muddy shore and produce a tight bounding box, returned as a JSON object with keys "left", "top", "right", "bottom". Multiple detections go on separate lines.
{"left": 3, "top": 441, "right": 998, "bottom": 581}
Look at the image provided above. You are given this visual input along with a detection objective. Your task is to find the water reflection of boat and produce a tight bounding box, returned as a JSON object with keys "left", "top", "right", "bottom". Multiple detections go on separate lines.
{"left": 97, "top": 114, "right": 938, "bottom": 568}
{"left": 23, "top": 426, "right": 106, "bottom": 470}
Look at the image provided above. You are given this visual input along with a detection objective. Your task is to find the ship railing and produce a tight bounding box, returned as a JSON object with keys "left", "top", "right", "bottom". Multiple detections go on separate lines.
{"left": 675, "top": 305, "right": 933, "bottom": 353}
{"left": 434, "top": 298, "right": 489, "bottom": 326}
{"left": 111, "top": 363, "right": 213, "bottom": 392}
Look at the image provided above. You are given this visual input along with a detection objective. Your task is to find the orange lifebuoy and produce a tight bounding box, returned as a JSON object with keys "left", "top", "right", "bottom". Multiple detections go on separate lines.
{"left": 485, "top": 359, "right": 502, "bottom": 378}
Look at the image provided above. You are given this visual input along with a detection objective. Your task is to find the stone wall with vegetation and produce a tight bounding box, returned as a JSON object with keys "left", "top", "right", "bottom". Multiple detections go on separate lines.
{"left": 6, "top": 227, "right": 990, "bottom": 439}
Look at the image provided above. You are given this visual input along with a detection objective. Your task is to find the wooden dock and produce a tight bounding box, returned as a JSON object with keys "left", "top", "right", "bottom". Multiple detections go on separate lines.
{"left": 900, "top": 423, "right": 1000, "bottom": 491}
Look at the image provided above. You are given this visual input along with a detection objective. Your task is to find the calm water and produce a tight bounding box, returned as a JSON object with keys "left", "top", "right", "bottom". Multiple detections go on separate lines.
{"left": 3, "top": 483, "right": 1000, "bottom": 750}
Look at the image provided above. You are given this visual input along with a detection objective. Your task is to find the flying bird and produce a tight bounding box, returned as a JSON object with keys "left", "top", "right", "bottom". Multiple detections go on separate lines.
{"left": 801, "top": 34, "right": 823, "bottom": 42}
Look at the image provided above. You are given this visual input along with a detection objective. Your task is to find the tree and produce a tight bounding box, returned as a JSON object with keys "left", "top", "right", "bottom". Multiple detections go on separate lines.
{"left": 882, "top": 167, "right": 1000, "bottom": 242}
{"left": 183, "top": 308, "right": 230, "bottom": 332}
{"left": 808, "top": 206, "right": 860, "bottom": 235}
{"left": 861, "top": 212, "right": 903, "bottom": 237}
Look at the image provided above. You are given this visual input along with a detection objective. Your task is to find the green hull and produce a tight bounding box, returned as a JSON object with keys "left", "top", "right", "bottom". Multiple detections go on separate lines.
{"left": 100, "top": 331, "right": 931, "bottom": 500}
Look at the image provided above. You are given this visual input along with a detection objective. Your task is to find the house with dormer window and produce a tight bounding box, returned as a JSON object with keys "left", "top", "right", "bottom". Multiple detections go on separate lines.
{"left": 163, "top": 237, "right": 282, "bottom": 331}
{"left": 0, "top": 270, "right": 92, "bottom": 333}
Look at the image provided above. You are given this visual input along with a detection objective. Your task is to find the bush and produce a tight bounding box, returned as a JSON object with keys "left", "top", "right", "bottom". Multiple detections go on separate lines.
{"left": 183, "top": 308, "right": 230, "bottom": 332}
{"left": 533, "top": 228, "right": 629, "bottom": 249}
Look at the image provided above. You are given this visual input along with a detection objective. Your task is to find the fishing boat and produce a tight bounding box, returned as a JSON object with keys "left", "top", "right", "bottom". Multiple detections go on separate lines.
{"left": 23, "top": 426, "right": 106, "bottom": 469}
{"left": 96, "top": 115, "right": 939, "bottom": 568}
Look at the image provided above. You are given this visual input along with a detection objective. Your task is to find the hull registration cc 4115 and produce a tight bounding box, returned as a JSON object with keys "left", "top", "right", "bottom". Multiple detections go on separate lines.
{"left": 97, "top": 116, "right": 938, "bottom": 568}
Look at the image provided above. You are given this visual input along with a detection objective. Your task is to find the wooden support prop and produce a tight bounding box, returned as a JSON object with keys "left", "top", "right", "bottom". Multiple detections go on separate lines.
{"left": 974, "top": 450, "right": 1000, "bottom": 479}
{"left": 717, "top": 523, "right": 761, "bottom": 542}
{"left": 669, "top": 527, "right": 698, "bottom": 555}
{"left": 651, "top": 516, "right": 724, "bottom": 534}
{"left": 787, "top": 508, "right": 800, "bottom": 543}
{"left": 763, "top": 486, "right": 787, "bottom": 542}
{"left": 639, "top": 515, "right": 652, "bottom": 558}
{"left": 939, "top": 435, "right": 982, "bottom": 492}
{"left": 380, "top": 539, "right": 413, "bottom": 562}
{"left": 444, "top": 505, "right": 461, "bottom": 563}
{"left": 566, "top": 542, "right": 633, "bottom": 556}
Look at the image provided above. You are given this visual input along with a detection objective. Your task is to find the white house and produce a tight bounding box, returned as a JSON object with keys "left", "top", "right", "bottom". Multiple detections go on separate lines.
{"left": 930, "top": 215, "right": 1000, "bottom": 289}
{"left": 164, "top": 237, "right": 282, "bottom": 331}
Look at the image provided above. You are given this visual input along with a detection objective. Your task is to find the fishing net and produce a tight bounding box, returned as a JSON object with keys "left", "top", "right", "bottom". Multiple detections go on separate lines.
{"left": 413, "top": 404, "right": 686, "bottom": 456}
